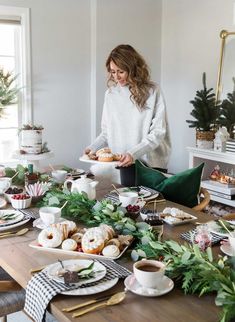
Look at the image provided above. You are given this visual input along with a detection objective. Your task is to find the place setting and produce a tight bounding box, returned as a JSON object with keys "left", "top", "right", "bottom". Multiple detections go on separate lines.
{"left": 24, "top": 258, "right": 131, "bottom": 321}
{"left": 0, "top": 209, "right": 31, "bottom": 232}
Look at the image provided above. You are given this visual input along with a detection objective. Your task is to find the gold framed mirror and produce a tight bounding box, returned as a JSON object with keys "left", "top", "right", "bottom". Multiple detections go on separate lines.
{"left": 216, "top": 30, "right": 235, "bottom": 104}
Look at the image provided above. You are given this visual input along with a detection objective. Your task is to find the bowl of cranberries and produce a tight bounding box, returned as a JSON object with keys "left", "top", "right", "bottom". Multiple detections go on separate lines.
{"left": 125, "top": 204, "right": 140, "bottom": 220}
{"left": 10, "top": 194, "right": 32, "bottom": 209}
{"left": 4, "top": 187, "right": 24, "bottom": 203}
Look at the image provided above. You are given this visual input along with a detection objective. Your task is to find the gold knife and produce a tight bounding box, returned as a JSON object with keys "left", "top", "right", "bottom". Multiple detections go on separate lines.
{"left": 30, "top": 265, "right": 46, "bottom": 274}
{"left": 62, "top": 293, "right": 116, "bottom": 312}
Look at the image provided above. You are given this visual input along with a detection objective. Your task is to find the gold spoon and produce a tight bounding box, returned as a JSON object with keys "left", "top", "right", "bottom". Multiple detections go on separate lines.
{"left": 0, "top": 228, "right": 29, "bottom": 239}
{"left": 72, "top": 292, "right": 126, "bottom": 318}
{"left": 111, "top": 184, "right": 120, "bottom": 195}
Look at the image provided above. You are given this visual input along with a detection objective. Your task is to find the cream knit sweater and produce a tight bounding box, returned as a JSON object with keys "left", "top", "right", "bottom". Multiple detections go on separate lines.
{"left": 88, "top": 84, "right": 171, "bottom": 168}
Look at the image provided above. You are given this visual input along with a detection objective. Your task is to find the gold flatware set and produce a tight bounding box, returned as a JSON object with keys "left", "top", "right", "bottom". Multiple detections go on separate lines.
{"left": 0, "top": 227, "right": 29, "bottom": 238}
{"left": 62, "top": 291, "right": 126, "bottom": 318}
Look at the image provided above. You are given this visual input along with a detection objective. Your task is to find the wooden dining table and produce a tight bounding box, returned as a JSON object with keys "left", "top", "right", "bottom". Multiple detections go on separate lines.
{"left": 0, "top": 179, "right": 222, "bottom": 322}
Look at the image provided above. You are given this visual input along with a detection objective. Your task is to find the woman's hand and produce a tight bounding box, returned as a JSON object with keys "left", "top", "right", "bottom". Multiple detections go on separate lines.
{"left": 118, "top": 153, "right": 134, "bottom": 167}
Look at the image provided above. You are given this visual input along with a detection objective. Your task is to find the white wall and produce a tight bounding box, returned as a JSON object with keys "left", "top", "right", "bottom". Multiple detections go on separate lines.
{"left": 162, "top": 0, "right": 235, "bottom": 173}
{"left": 95, "top": 0, "right": 162, "bottom": 137}
{"left": 0, "top": 0, "right": 91, "bottom": 168}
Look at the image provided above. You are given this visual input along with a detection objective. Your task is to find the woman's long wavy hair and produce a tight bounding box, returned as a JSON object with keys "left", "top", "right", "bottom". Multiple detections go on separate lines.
{"left": 106, "top": 44, "right": 155, "bottom": 109}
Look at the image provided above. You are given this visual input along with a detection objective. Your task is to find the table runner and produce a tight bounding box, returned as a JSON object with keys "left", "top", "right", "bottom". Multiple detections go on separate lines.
{"left": 24, "top": 260, "right": 131, "bottom": 322}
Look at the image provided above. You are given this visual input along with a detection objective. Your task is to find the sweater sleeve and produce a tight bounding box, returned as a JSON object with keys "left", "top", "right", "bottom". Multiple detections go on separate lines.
{"left": 87, "top": 91, "right": 109, "bottom": 152}
{"left": 127, "top": 88, "right": 167, "bottom": 160}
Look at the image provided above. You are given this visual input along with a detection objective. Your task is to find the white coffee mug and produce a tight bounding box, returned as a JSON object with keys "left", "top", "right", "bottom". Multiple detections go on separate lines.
{"left": 0, "top": 178, "right": 11, "bottom": 194}
{"left": 133, "top": 259, "right": 165, "bottom": 288}
{"left": 228, "top": 232, "right": 235, "bottom": 255}
{"left": 51, "top": 170, "right": 67, "bottom": 183}
{"left": 39, "top": 206, "right": 61, "bottom": 226}
{"left": 119, "top": 191, "right": 138, "bottom": 207}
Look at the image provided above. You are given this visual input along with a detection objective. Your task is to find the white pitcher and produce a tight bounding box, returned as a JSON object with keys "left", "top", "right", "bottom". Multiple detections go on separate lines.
{"left": 64, "top": 175, "right": 99, "bottom": 200}
{"left": 0, "top": 177, "right": 11, "bottom": 194}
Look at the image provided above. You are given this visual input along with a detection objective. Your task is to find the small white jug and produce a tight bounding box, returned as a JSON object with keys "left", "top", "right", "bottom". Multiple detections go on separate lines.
{"left": 0, "top": 178, "right": 11, "bottom": 194}
{"left": 64, "top": 175, "right": 99, "bottom": 200}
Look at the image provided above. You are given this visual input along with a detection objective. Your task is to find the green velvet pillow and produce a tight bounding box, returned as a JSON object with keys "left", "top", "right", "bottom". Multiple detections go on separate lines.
{"left": 135, "top": 160, "right": 204, "bottom": 208}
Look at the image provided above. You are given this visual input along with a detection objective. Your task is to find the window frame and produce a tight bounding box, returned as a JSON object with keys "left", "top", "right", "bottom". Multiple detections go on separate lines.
{"left": 0, "top": 5, "right": 32, "bottom": 125}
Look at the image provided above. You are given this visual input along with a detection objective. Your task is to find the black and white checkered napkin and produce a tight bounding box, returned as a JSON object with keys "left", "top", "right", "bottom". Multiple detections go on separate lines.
{"left": 20, "top": 208, "right": 39, "bottom": 219}
{"left": 181, "top": 229, "right": 224, "bottom": 245}
{"left": 24, "top": 260, "right": 131, "bottom": 322}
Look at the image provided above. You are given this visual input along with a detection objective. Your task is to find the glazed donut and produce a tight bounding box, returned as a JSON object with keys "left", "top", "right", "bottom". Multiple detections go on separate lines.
{"left": 113, "top": 154, "right": 122, "bottom": 161}
{"left": 106, "top": 238, "right": 121, "bottom": 248}
{"left": 38, "top": 227, "right": 62, "bottom": 248}
{"left": 60, "top": 220, "right": 78, "bottom": 236}
{"left": 82, "top": 228, "right": 105, "bottom": 254}
{"left": 71, "top": 232, "right": 84, "bottom": 243}
{"left": 98, "top": 153, "right": 113, "bottom": 162}
{"left": 102, "top": 245, "right": 120, "bottom": 257}
{"left": 96, "top": 147, "right": 111, "bottom": 156}
{"left": 61, "top": 238, "right": 77, "bottom": 251}
{"left": 99, "top": 224, "right": 115, "bottom": 240}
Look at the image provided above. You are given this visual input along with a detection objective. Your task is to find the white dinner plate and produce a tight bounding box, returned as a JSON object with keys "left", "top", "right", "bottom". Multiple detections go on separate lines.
{"left": 0, "top": 217, "right": 30, "bottom": 232}
{"left": 162, "top": 214, "right": 198, "bottom": 226}
{"left": 0, "top": 210, "right": 24, "bottom": 226}
{"left": 206, "top": 220, "right": 235, "bottom": 237}
{"left": 46, "top": 259, "right": 106, "bottom": 286}
{"left": 79, "top": 155, "right": 118, "bottom": 165}
{"left": 124, "top": 274, "right": 174, "bottom": 297}
{"left": 0, "top": 197, "right": 7, "bottom": 209}
{"left": 220, "top": 243, "right": 235, "bottom": 256}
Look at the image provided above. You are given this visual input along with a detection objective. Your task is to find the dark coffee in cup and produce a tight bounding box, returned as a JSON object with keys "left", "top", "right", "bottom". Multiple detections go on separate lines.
{"left": 138, "top": 265, "right": 160, "bottom": 272}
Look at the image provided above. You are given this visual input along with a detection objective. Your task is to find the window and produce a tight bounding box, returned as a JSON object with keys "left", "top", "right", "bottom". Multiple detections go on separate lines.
{"left": 0, "top": 6, "right": 31, "bottom": 164}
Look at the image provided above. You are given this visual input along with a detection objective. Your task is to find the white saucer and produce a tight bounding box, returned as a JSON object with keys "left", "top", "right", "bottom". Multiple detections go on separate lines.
{"left": 33, "top": 218, "right": 63, "bottom": 229}
{"left": 220, "top": 243, "right": 235, "bottom": 256}
{"left": 124, "top": 274, "right": 174, "bottom": 297}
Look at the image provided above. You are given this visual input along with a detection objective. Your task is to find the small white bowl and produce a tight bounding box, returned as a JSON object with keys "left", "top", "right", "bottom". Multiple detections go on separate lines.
{"left": 10, "top": 195, "right": 32, "bottom": 209}
{"left": 4, "top": 187, "right": 24, "bottom": 203}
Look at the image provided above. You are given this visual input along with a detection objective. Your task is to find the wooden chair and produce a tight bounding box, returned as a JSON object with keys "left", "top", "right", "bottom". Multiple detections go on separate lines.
{"left": 192, "top": 187, "right": 211, "bottom": 212}
{"left": 0, "top": 267, "right": 25, "bottom": 322}
{"left": 222, "top": 213, "right": 235, "bottom": 220}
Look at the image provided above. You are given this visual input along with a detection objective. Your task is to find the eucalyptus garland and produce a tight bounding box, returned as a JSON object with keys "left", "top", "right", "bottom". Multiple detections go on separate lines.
{"left": 39, "top": 188, "right": 235, "bottom": 322}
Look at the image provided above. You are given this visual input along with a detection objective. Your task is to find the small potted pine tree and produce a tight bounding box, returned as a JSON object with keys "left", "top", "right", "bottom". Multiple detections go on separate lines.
{"left": 186, "top": 72, "right": 219, "bottom": 149}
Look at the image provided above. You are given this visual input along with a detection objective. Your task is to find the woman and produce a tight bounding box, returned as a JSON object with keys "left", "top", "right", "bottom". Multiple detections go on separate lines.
{"left": 85, "top": 44, "right": 171, "bottom": 184}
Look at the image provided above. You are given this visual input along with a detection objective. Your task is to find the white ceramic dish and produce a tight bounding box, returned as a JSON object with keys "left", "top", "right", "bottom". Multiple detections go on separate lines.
{"left": 0, "top": 217, "right": 30, "bottom": 232}
{"left": 29, "top": 240, "right": 130, "bottom": 260}
{"left": 206, "top": 220, "right": 235, "bottom": 237}
{"left": 79, "top": 155, "right": 118, "bottom": 165}
{"left": 0, "top": 210, "right": 24, "bottom": 226}
{"left": 124, "top": 274, "right": 174, "bottom": 297}
{"left": 162, "top": 214, "right": 197, "bottom": 226}
{"left": 0, "top": 197, "right": 7, "bottom": 209}
{"left": 46, "top": 259, "right": 106, "bottom": 286}
{"left": 220, "top": 243, "right": 235, "bottom": 256}
{"left": 10, "top": 195, "right": 32, "bottom": 209}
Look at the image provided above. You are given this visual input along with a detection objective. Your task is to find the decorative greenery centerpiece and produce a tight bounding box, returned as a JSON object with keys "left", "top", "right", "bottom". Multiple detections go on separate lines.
{"left": 0, "top": 67, "right": 19, "bottom": 117}
{"left": 186, "top": 72, "right": 219, "bottom": 148}
{"left": 218, "top": 77, "right": 235, "bottom": 138}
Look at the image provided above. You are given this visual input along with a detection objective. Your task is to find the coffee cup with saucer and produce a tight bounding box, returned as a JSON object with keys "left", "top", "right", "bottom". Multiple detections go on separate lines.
{"left": 33, "top": 206, "right": 62, "bottom": 229}
{"left": 124, "top": 259, "right": 174, "bottom": 297}
{"left": 221, "top": 232, "right": 235, "bottom": 256}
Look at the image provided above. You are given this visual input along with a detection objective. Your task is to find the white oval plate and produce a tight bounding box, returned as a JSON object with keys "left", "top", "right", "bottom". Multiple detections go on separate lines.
{"left": 0, "top": 217, "right": 30, "bottom": 232}
{"left": 124, "top": 274, "right": 174, "bottom": 297}
{"left": 46, "top": 259, "right": 106, "bottom": 286}
{"left": 0, "top": 210, "right": 24, "bottom": 226}
{"left": 206, "top": 220, "right": 235, "bottom": 237}
{"left": 220, "top": 243, "right": 235, "bottom": 256}
{"left": 61, "top": 277, "right": 118, "bottom": 296}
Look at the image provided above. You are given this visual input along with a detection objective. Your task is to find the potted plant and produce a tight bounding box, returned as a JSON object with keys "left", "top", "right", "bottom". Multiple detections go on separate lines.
{"left": 217, "top": 77, "right": 235, "bottom": 138}
{"left": 0, "top": 67, "right": 20, "bottom": 117}
{"left": 19, "top": 124, "right": 44, "bottom": 154}
{"left": 186, "top": 72, "right": 219, "bottom": 149}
